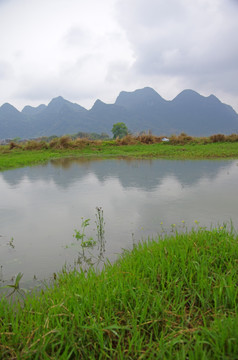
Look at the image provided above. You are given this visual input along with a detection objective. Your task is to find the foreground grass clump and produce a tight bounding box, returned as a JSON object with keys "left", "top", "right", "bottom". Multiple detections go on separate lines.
{"left": 0, "top": 227, "right": 238, "bottom": 359}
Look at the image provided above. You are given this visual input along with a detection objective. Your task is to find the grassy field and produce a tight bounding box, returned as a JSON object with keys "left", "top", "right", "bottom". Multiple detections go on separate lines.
{"left": 0, "top": 227, "right": 237, "bottom": 359}
{"left": 1, "top": 140, "right": 238, "bottom": 171}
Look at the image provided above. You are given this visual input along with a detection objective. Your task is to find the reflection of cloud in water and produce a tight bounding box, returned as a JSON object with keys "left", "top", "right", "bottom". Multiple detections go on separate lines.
{"left": 0, "top": 158, "right": 238, "bottom": 285}
{"left": 134, "top": 161, "right": 238, "bottom": 232}
{"left": 155, "top": 176, "right": 183, "bottom": 199}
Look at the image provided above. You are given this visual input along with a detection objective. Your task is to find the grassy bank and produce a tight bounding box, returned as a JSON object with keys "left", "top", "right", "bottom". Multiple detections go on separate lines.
{"left": 0, "top": 227, "right": 237, "bottom": 359}
{"left": 1, "top": 140, "right": 238, "bottom": 171}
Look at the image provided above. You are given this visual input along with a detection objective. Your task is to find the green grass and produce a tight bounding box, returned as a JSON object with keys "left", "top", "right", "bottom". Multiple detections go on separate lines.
{"left": 1, "top": 141, "right": 238, "bottom": 171}
{"left": 1, "top": 227, "right": 237, "bottom": 359}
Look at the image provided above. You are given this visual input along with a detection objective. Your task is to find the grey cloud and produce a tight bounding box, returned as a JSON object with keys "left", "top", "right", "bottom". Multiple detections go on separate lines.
{"left": 14, "top": 78, "right": 60, "bottom": 103}
{"left": 106, "top": 61, "right": 130, "bottom": 82}
{"left": 117, "top": 0, "right": 185, "bottom": 28}
{"left": 0, "top": 0, "right": 14, "bottom": 7}
{"left": 0, "top": 60, "right": 14, "bottom": 80}
{"left": 116, "top": 0, "right": 238, "bottom": 96}
{"left": 64, "top": 26, "right": 92, "bottom": 47}
{"left": 14, "top": 66, "right": 103, "bottom": 107}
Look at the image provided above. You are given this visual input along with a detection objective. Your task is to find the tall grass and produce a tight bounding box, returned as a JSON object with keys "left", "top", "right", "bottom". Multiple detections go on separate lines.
{"left": 3, "top": 132, "right": 238, "bottom": 152}
{"left": 2, "top": 133, "right": 238, "bottom": 150}
{"left": 0, "top": 227, "right": 237, "bottom": 359}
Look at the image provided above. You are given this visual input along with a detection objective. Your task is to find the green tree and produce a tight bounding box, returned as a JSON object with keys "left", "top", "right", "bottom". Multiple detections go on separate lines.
{"left": 111, "top": 122, "right": 128, "bottom": 139}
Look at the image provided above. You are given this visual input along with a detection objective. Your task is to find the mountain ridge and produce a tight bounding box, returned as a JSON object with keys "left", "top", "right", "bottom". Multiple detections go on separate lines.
{"left": 0, "top": 88, "right": 238, "bottom": 139}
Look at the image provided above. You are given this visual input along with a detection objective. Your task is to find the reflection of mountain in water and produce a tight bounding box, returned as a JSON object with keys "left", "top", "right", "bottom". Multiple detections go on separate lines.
{"left": 1, "top": 158, "right": 235, "bottom": 190}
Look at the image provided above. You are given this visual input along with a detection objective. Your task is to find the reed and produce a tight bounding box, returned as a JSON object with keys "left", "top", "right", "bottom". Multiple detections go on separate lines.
{"left": 0, "top": 226, "right": 237, "bottom": 359}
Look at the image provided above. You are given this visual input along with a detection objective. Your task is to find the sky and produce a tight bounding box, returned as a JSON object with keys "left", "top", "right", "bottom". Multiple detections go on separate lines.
{"left": 0, "top": 0, "right": 238, "bottom": 112}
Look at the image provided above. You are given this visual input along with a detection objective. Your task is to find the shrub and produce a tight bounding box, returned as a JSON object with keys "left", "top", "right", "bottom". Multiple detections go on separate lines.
{"left": 136, "top": 133, "right": 162, "bottom": 144}
{"left": 116, "top": 134, "right": 138, "bottom": 145}
{"left": 226, "top": 133, "right": 238, "bottom": 142}
{"left": 58, "top": 136, "right": 72, "bottom": 148}
{"left": 210, "top": 134, "right": 226, "bottom": 143}
{"left": 49, "top": 138, "right": 59, "bottom": 148}
{"left": 49, "top": 136, "right": 72, "bottom": 149}
{"left": 24, "top": 140, "right": 48, "bottom": 150}
{"left": 74, "top": 137, "right": 91, "bottom": 148}
{"left": 9, "top": 141, "right": 21, "bottom": 150}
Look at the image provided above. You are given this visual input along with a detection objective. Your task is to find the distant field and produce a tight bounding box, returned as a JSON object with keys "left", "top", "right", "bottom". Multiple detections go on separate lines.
{"left": 1, "top": 137, "right": 238, "bottom": 171}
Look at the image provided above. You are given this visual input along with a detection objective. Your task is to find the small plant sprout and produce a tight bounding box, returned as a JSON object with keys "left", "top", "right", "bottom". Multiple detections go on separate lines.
{"left": 73, "top": 217, "right": 90, "bottom": 242}
{"left": 7, "top": 237, "right": 15, "bottom": 249}
{"left": 171, "top": 223, "right": 177, "bottom": 233}
{"left": 81, "top": 238, "right": 96, "bottom": 248}
{"left": 95, "top": 207, "right": 105, "bottom": 242}
{"left": 71, "top": 208, "right": 106, "bottom": 269}
{"left": 73, "top": 218, "right": 96, "bottom": 249}
{"left": 1, "top": 272, "right": 25, "bottom": 298}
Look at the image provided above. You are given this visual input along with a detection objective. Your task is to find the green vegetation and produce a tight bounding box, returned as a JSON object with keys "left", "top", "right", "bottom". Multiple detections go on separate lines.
{"left": 1, "top": 134, "right": 237, "bottom": 357}
{"left": 71, "top": 131, "right": 110, "bottom": 140}
{"left": 0, "top": 227, "right": 237, "bottom": 359}
{"left": 111, "top": 122, "right": 129, "bottom": 139}
{"left": 1, "top": 272, "right": 24, "bottom": 298}
{"left": 1, "top": 133, "right": 238, "bottom": 171}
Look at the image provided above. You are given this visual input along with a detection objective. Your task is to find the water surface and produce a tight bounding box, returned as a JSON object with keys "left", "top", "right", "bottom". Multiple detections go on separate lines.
{"left": 0, "top": 158, "right": 238, "bottom": 287}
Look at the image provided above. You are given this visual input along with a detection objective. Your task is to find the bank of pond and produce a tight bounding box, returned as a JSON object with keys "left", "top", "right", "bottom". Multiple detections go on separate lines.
{"left": 0, "top": 227, "right": 237, "bottom": 359}
{"left": 1, "top": 136, "right": 238, "bottom": 171}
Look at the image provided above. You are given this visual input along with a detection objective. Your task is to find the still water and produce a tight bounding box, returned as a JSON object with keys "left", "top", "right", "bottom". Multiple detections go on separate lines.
{"left": 0, "top": 158, "right": 238, "bottom": 287}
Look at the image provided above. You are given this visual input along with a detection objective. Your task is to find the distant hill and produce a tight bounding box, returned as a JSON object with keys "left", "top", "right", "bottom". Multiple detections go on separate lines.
{"left": 0, "top": 87, "right": 238, "bottom": 139}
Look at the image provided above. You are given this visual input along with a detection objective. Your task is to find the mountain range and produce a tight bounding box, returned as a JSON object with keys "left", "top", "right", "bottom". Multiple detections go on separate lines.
{"left": 0, "top": 87, "right": 238, "bottom": 139}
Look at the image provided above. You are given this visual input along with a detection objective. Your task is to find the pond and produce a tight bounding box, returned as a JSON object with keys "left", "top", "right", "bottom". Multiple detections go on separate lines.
{"left": 0, "top": 158, "right": 238, "bottom": 289}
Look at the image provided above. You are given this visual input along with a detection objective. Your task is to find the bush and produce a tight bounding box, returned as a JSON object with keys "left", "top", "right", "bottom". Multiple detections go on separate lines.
{"left": 210, "top": 134, "right": 226, "bottom": 143}
{"left": 49, "top": 136, "right": 72, "bottom": 149}
{"left": 136, "top": 134, "right": 162, "bottom": 144}
{"left": 116, "top": 134, "right": 138, "bottom": 145}
{"left": 226, "top": 133, "right": 238, "bottom": 142}
{"left": 58, "top": 136, "right": 72, "bottom": 148}
{"left": 169, "top": 133, "right": 195, "bottom": 145}
{"left": 9, "top": 141, "right": 21, "bottom": 150}
{"left": 74, "top": 137, "right": 91, "bottom": 148}
{"left": 24, "top": 140, "right": 48, "bottom": 150}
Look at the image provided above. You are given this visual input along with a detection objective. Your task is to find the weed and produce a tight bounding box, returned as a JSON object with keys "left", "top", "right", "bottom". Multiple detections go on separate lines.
{"left": 1, "top": 272, "right": 25, "bottom": 298}
{"left": 9, "top": 141, "right": 21, "bottom": 150}
{"left": 116, "top": 134, "right": 138, "bottom": 145}
{"left": 7, "top": 237, "right": 15, "bottom": 249}
{"left": 73, "top": 218, "right": 96, "bottom": 249}
{"left": 24, "top": 140, "right": 48, "bottom": 150}
{"left": 95, "top": 206, "right": 105, "bottom": 241}
{"left": 136, "top": 133, "right": 162, "bottom": 144}
{"left": 70, "top": 208, "right": 106, "bottom": 269}
{"left": 210, "top": 133, "right": 226, "bottom": 143}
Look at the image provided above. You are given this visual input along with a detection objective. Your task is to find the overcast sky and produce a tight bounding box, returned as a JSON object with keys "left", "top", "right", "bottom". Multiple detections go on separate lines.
{"left": 0, "top": 0, "right": 238, "bottom": 112}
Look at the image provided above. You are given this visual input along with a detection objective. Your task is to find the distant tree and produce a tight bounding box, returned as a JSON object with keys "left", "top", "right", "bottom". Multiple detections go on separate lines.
{"left": 111, "top": 122, "right": 128, "bottom": 139}
{"left": 72, "top": 131, "right": 110, "bottom": 140}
